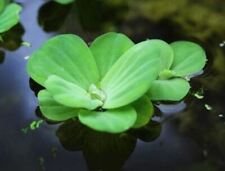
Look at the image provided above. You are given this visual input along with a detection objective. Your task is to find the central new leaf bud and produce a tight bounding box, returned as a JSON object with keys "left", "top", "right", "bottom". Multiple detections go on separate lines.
{"left": 88, "top": 84, "right": 106, "bottom": 106}
{"left": 158, "top": 69, "right": 175, "bottom": 80}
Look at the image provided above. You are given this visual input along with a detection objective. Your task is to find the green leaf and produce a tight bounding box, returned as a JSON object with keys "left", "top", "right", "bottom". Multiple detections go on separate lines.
{"left": 78, "top": 105, "right": 137, "bottom": 133}
{"left": 170, "top": 41, "right": 207, "bottom": 76}
{"left": 45, "top": 75, "right": 103, "bottom": 110}
{"left": 90, "top": 32, "right": 134, "bottom": 78}
{"left": 38, "top": 90, "right": 78, "bottom": 121}
{"left": 0, "top": 3, "right": 21, "bottom": 33}
{"left": 132, "top": 96, "right": 154, "bottom": 128}
{"left": 0, "top": 0, "right": 9, "bottom": 13}
{"left": 54, "top": 0, "right": 75, "bottom": 4}
{"left": 27, "top": 34, "right": 99, "bottom": 89}
{"left": 101, "top": 40, "right": 164, "bottom": 109}
{"left": 153, "top": 39, "right": 174, "bottom": 71}
{"left": 158, "top": 69, "right": 175, "bottom": 80}
{"left": 148, "top": 78, "right": 190, "bottom": 101}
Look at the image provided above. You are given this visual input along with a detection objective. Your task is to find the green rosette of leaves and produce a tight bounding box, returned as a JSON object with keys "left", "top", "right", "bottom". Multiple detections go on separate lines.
{"left": 27, "top": 32, "right": 172, "bottom": 133}
{"left": 0, "top": 0, "right": 22, "bottom": 34}
{"left": 147, "top": 41, "right": 207, "bottom": 101}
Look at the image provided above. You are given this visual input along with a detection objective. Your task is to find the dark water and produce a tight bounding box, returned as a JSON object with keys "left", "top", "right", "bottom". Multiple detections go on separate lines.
{"left": 0, "top": 0, "right": 225, "bottom": 170}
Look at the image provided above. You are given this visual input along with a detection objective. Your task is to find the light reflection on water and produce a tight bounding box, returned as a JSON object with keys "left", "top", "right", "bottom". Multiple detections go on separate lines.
{"left": 157, "top": 102, "right": 186, "bottom": 115}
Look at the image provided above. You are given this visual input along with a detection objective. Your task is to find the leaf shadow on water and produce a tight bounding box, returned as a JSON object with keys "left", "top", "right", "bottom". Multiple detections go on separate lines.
{"left": 56, "top": 120, "right": 161, "bottom": 171}
{"left": 0, "top": 23, "right": 24, "bottom": 63}
{"left": 57, "top": 120, "right": 135, "bottom": 171}
{"left": 0, "top": 23, "right": 24, "bottom": 50}
{"left": 38, "top": 1, "right": 73, "bottom": 32}
{"left": 38, "top": 0, "right": 130, "bottom": 33}
{"left": 0, "top": 50, "right": 4, "bottom": 64}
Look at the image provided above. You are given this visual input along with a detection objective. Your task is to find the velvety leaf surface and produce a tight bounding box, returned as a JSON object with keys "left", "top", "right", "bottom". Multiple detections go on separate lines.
{"left": 132, "top": 96, "right": 154, "bottom": 128}
{"left": 170, "top": 41, "right": 207, "bottom": 76}
{"left": 78, "top": 105, "right": 137, "bottom": 133}
{"left": 90, "top": 32, "right": 134, "bottom": 78}
{"left": 45, "top": 75, "right": 102, "bottom": 110}
{"left": 101, "top": 40, "right": 165, "bottom": 109}
{"left": 148, "top": 78, "right": 190, "bottom": 101}
{"left": 27, "top": 34, "right": 99, "bottom": 89}
{"left": 38, "top": 90, "right": 78, "bottom": 121}
{"left": 0, "top": 3, "right": 21, "bottom": 33}
{"left": 54, "top": 0, "right": 75, "bottom": 4}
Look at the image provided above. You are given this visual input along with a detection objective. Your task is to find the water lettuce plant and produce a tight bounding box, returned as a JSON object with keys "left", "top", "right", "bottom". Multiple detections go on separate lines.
{"left": 148, "top": 41, "right": 207, "bottom": 101}
{"left": 0, "top": 1, "right": 21, "bottom": 34}
{"left": 27, "top": 32, "right": 207, "bottom": 133}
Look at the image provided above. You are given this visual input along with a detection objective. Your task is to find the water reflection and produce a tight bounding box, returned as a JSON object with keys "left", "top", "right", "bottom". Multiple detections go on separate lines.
{"left": 174, "top": 99, "right": 225, "bottom": 170}
{"left": 157, "top": 102, "right": 187, "bottom": 116}
{"left": 0, "top": 23, "right": 24, "bottom": 50}
{"left": 56, "top": 120, "right": 161, "bottom": 171}
{"left": 38, "top": 0, "right": 130, "bottom": 33}
{"left": 0, "top": 23, "right": 24, "bottom": 62}
{"left": 57, "top": 120, "right": 135, "bottom": 171}
{"left": 0, "top": 50, "right": 4, "bottom": 63}
{"left": 38, "top": 1, "right": 73, "bottom": 32}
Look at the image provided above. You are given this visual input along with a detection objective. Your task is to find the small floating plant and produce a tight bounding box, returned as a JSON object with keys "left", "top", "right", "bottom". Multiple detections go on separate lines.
{"left": 27, "top": 32, "right": 207, "bottom": 133}
{"left": 0, "top": 1, "right": 21, "bottom": 35}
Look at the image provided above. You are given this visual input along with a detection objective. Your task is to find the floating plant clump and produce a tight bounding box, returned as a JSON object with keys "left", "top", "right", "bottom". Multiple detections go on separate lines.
{"left": 0, "top": 1, "right": 21, "bottom": 34}
{"left": 27, "top": 32, "right": 207, "bottom": 133}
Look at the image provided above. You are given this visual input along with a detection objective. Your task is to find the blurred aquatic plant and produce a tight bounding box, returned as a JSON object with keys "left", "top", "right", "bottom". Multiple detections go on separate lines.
{"left": 27, "top": 32, "right": 207, "bottom": 133}
{"left": 54, "top": 0, "right": 75, "bottom": 4}
{"left": 0, "top": 1, "right": 21, "bottom": 34}
{"left": 129, "top": 0, "right": 225, "bottom": 40}
{"left": 21, "top": 119, "right": 44, "bottom": 134}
